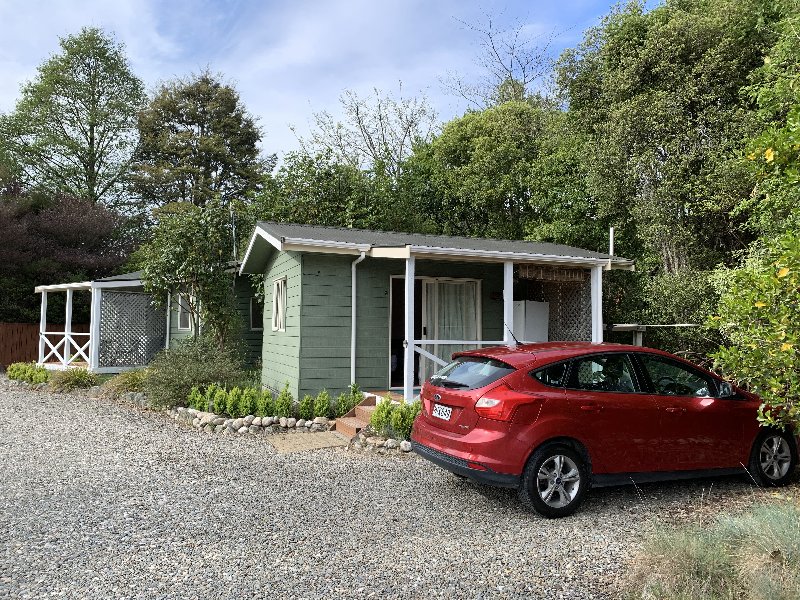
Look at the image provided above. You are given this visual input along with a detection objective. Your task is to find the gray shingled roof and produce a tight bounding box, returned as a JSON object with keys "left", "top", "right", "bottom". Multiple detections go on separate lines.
{"left": 95, "top": 271, "right": 143, "bottom": 282}
{"left": 257, "top": 222, "right": 630, "bottom": 263}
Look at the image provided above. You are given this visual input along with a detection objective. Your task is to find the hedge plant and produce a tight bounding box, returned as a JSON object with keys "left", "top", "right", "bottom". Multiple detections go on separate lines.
{"left": 7, "top": 362, "right": 49, "bottom": 384}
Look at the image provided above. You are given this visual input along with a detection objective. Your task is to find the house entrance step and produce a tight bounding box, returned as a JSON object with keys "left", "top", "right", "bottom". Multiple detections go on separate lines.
{"left": 335, "top": 416, "right": 366, "bottom": 440}
{"left": 333, "top": 392, "right": 386, "bottom": 440}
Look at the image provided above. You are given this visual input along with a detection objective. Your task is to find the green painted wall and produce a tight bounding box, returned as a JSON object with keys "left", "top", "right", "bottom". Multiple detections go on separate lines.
{"left": 261, "top": 251, "right": 302, "bottom": 398}
{"left": 294, "top": 253, "right": 505, "bottom": 397}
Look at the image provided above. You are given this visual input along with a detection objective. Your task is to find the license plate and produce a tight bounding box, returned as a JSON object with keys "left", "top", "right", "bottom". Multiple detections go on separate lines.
{"left": 432, "top": 403, "right": 452, "bottom": 421}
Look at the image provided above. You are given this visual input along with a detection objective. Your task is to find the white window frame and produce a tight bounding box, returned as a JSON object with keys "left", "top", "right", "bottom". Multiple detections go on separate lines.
{"left": 272, "top": 277, "right": 287, "bottom": 332}
{"left": 250, "top": 296, "right": 264, "bottom": 331}
{"left": 177, "top": 293, "right": 192, "bottom": 331}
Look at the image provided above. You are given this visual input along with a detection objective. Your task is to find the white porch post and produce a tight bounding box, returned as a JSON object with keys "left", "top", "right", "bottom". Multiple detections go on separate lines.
{"left": 38, "top": 291, "right": 47, "bottom": 365}
{"left": 89, "top": 285, "right": 101, "bottom": 371}
{"left": 503, "top": 261, "right": 514, "bottom": 345}
{"left": 403, "top": 256, "right": 416, "bottom": 401}
{"left": 590, "top": 265, "right": 603, "bottom": 343}
{"left": 64, "top": 289, "right": 73, "bottom": 364}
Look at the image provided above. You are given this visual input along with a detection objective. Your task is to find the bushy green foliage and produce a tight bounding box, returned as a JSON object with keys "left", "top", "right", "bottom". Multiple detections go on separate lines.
{"left": 187, "top": 386, "right": 204, "bottom": 410}
{"left": 226, "top": 387, "right": 242, "bottom": 417}
{"left": 370, "top": 399, "right": 421, "bottom": 440}
{"left": 712, "top": 230, "right": 800, "bottom": 429}
{"left": 299, "top": 394, "right": 313, "bottom": 420}
{"left": 142, "top": 336, "right": 245, "bottom": 408}
{"left": 101, "top": 369, "right": 146, "bottom": 397}
{"left": 49, "top": 367, "right": 98, "bottom": 392}
{"left": 213, "top": 388, "right": 227, "bottom": 415}
{"left": 335, "top": 383, "right": 363, "bottom": 417}
{"left": 204, "top": 383, "right": 219, "bottom": 411}
{"left": 625, "top": 501, "right": 800, "bottom": 599}
{"left": 6, "top": 362, "right": 49, "bottom": 384}
{"left": 275, "top": 383, "right": 293, "bottom": 418}
{"left": 255, "top": 389, "right": 273, "bottom": 417}
{"left": 239, "top": 387, "right": 258, "bottom": 417}
{"left": 313, "top": 389, "right": 332, "bottom": 418}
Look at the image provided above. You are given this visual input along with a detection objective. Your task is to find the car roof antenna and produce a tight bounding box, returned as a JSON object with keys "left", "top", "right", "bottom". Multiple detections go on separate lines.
{"left": 505, "top": 323, "right": 520, "bottom": 347}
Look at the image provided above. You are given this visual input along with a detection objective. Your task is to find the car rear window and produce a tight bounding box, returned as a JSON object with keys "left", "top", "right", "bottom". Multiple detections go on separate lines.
{"left": 531, "top": 362, "right": 568, "bottom": 388}
{"left": 428, "top": 356, "right": 516, "bottom": 390}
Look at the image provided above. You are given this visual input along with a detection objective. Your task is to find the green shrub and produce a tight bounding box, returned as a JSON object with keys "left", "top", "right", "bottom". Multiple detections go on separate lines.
{"left": 142, "top": 336, "right": 245, "bottom": 408}
{"left": 226, "top": 387, "right": 242, "bottom": 417}
{"left": 390, "top": 400, "right": 421, "bottom": 440}
{"left": 239, "top": 387, "right": 258, "bottom": 417}
{"left": 49, "top": 367, "right": 99, "bottom": 392}
{"left": 625, "top": 502, "right": 800, "bottom": 600}
{"left": 370, "top": 399, "right": 394, "bottom": 435}
{"left": 299, "top": 394, "right": 313, "bottom": 420}
{"left": 204, "top": 384, "right": 220, "bottom": 411}
{"left": 255, "top": 389, "right": 273, "bottom": 417}
{"left": 101, "top": 369, "right": 146, "bottom": 397}
{"left": 187, "top": 386, "right": 203, "bottom": 410}
{"left": 313, "top": 389, "right": 331, "bottom": 418}
{"left": 213, "top": 388, "right": 228, "bottom": 415}
{"left": 336, "top": 383, "right": 363, "bottom": 417}
{"left": 7, "top": 362, "right": 49, "bottom": 384}
{"left": 275, "top": 383, "right": 293, "bottom": 417}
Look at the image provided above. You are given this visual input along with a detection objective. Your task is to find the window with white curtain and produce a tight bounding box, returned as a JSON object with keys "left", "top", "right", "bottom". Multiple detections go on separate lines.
{"left": 177, "top": 293, "right": 191, "bottom": 331}
{"left": 272, "top": 278, "right": 287, "bottom": 332}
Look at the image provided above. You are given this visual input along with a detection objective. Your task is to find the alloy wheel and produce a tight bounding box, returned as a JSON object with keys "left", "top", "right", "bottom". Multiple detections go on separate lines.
{"left": 537, "top": 454, "right": 581, "bottom": 508}
{"left": 759, "top": 435, "right": 792, "bottom": 480}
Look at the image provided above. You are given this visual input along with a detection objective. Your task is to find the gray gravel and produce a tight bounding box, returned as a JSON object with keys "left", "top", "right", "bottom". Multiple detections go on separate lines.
{"left": 0, "top": 381, "right": 774, "bottom": 599}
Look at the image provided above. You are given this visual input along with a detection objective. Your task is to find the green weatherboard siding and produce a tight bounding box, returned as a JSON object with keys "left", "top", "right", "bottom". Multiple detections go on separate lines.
{"left": 290, "top": 253, "right": 504, "bottom": 398}
{"left": 261, "top": 251, "right": 302, "bottom": 398}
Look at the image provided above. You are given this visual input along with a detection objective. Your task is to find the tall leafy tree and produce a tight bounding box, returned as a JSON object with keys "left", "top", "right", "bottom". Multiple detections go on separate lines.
{"left": 130, "top": 71, "right": 270, "bottom": 209}
{"left": 0, "top": 27, "right": 145, "bottom": 206}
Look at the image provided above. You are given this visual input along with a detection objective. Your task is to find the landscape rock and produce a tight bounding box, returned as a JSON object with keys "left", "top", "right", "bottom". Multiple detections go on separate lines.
{"left": 312, "top": 416, "right": 328, "bottom": 425}
{"left": 252, "top": 417, "right": 262, "bottom": 427}
{"left": 286, "top": 418, "right": 296, "bottom": 428}
{"left": 212, "top": 418, "right": 225, "bottom": 426}
{"left": 385, "top": 439, "right": 399, "bottom": 449}
{"left": 232, "top": 418, "right": 244, "bottom": 431}
{"left": 400, "top": 441, "right": 412, "bottom": 452}
{"left": 237, "top": 426, "right": 249, "bottom": 434}
{"left": 296, "top": 419, "right": 306, "bottom": 428}
{"left": 279, "top": 417, "right": 288, "bottom": 428}
{"left": 248, "top": 425, "right": 262, "bottom": 434}
{"left": 243, "top": 415, "right": 255, "bottom": 426}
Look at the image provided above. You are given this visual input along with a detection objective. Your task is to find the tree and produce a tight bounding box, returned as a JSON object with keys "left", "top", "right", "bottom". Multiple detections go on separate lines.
{"left": 0, "top": 192, "right": 129, "bottom": 322}
{"left": 297, "top": 86, "right": 437, "bottom": 180}
{"left": 441, "top": 15, "right": 556, "bottom": 109}
{"left": 712, "top": 230, "right": 800, "bottom": 429}
{"left": 130, "top": 71, "right": 270, "bottom": 209}
{"left": 0, "top": 27, "right": 145, "bottom": 207}
{"left": 133, "top": 199, "right": 239, "bottom": 347}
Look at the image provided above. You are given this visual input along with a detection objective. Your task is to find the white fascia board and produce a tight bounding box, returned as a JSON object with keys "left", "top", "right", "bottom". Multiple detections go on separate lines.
{"left": 369, "top": 246, "right": 410, "bottom": 259}
{"left": 92, "top": 280, "right": 144, "bottom": 289}
{"left": 282, "top": 238, "right": 372, "bottom": 254}
{"left": 35, "top": 282, "right": 92, "bottom": 293}
{"left": 408, "top": 245, "right": 635, "bottom": 269}
{"left": 239, "top": 226, "right": 284, "bottom": 274}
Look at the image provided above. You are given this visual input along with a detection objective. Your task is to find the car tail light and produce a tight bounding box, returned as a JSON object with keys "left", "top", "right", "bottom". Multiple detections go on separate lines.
{"left": 475, "top": 384, "right": 540, "bottom": 421}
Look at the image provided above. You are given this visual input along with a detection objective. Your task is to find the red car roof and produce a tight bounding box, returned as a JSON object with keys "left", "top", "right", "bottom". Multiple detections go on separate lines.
{"left": 453, "top": 342, "right": 673, "bottom": 369}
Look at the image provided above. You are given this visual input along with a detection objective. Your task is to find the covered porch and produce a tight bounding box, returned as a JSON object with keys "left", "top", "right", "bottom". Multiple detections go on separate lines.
{"left": 34, "top": 272, "right": 166, "bottom": 373}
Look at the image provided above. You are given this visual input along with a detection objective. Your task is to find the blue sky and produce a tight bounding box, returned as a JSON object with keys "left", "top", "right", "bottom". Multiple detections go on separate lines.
{"left": 0, "top": 0, "right": 658, "bottom": 158}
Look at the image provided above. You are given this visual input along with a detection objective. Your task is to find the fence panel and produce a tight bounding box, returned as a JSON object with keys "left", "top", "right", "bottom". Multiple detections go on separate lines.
{"left": 0, "top": 323, "right": 90, "bottom": 367}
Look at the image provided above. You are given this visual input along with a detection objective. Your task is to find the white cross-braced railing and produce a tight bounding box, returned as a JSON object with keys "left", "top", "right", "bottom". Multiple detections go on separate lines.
{"left": 40, "top": 332, "right": 91, "bottom": 366}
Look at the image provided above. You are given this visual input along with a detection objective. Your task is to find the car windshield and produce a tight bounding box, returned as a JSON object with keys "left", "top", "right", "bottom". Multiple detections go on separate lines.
{"left": 429, "top": 356, "right": 515, "bottom": 390}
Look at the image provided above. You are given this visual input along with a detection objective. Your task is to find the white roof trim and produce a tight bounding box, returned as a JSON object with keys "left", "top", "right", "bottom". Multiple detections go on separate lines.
{"left": 282, "top": 237, "right": 372, "bottom": 252}
{"left": 35, "top": 281, "right": 92, "bottom": 292}
{"left": 407, "top": 245, "right": 635, "bottom": 268}
{"left": 240, "top": 225, "right": 283, "bottom": 274}
{"left": 92, "top": 280, "right": 144, "bottom": 289}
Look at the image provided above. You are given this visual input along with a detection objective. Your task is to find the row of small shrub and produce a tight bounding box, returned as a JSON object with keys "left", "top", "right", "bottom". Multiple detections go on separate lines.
{"left": 185, "top": 383, "right": 364, "bottom": 419}
{"left": 6, "top": 362, "right": 50, "bottom": 384}
{"left": 369, "top": 399, "right": 421, "bottom": 440}
{"left": 7, "top": 362, "right": 99, "bottom": 391}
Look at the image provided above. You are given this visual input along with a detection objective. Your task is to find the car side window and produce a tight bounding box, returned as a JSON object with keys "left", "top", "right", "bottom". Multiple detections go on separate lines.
{"left": 567, "top": 354, "right": 639, "bottom": 393}
{"left": 531, "top": 362, "right": 569, "bottom": 388}
{"left": 639, "top": 354, "right": 715, "bottom": 397}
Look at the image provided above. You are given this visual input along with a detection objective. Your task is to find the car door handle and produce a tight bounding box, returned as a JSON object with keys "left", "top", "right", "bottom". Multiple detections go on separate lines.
{"left": 580, "top": 405, "right": 602, "bottom": 412}
{"left": 665, "top": 407, "right": 686, "bottom": 414}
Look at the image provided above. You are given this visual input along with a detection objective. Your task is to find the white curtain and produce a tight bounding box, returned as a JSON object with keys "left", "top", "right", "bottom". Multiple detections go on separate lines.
{"left": 419, "top": 280, "right": 480, "bottom": 382}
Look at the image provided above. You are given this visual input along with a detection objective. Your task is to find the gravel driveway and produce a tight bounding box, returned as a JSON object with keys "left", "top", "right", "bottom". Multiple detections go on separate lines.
{"left": 0, "top": 383, "right": 788, "bottom": 599}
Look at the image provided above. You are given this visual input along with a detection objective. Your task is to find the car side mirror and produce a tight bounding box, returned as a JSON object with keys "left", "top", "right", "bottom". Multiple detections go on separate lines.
{"left": 718, "top": 381, "right": 734, "bottom": 398}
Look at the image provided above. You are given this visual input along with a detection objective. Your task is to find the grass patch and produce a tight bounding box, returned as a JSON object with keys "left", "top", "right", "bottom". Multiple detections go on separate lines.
{"left": 100, "top": 369, "right": 146, "bottom": 397}
{"left": 625, "top": 499, "right": 800, "bottom": 599}
{"left": 49, "top": 367, "right": 99, "bottom": 392}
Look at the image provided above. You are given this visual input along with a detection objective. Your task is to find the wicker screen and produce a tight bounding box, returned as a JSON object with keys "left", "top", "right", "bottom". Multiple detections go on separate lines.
{"left": 541, "top": 279, "right": 592, "bottom": 341}
{"left": 98, "top": 291, "right": 166, "bottom": 368}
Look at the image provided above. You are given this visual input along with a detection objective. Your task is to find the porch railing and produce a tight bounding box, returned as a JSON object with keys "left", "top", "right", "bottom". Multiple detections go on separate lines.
{"left": 412, "top": 339, "right": 508, "bottom": 367}
{"left": 39, "top": 331, "right": 91, "bottom": 367}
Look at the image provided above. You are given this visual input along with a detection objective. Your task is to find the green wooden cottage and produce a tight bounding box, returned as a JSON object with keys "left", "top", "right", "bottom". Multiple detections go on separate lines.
{"left": 239, "top": 222, "right": 634, "bottom": 401}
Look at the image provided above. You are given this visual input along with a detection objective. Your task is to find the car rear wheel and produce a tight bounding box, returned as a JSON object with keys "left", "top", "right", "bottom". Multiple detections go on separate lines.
{"left": 518, "top": 443, "right": 588, "bottom": 518}
{"left": 748, "top": 429, "right": 797, "bottom": 487}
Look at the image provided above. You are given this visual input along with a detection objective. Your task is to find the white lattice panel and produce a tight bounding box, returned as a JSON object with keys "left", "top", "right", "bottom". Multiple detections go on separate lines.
{"left": 98, "top": 291, "right": 166, "bottom": 368}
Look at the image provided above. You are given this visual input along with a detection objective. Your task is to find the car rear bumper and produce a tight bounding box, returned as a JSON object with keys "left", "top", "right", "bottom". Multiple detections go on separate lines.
{"left": 411, "top": 440, "right": 520, "bottom": 488}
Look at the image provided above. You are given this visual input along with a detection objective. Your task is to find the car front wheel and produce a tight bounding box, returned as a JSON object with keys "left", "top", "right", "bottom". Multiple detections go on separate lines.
{"left": 748, "top": 429, "right": 797, "bottom": 487}
{"left": 518, "top": 443, "right": 589, "bottom": 518}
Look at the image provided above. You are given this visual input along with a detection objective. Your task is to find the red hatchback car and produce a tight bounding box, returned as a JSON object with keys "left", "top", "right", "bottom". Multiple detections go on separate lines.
{"left": 411, "top": 342, "right": 799, "bottom": 518}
